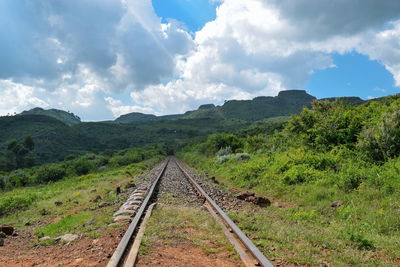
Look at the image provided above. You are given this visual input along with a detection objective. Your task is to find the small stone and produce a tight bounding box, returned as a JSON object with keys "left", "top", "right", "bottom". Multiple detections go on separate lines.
{"left": 98, "top": 202, "right": 111, "bottom": 208}
{"left": 91, "top": 195, "right": 102, "bottom": 202}
{"left": 83, "top": 219, "right": 95, "bottom": 227}
{"left": 236, "top": 191, "right": 255, "bottom": 200}
{"left": 125, "top": 182, "right": 136, "bottom": 188}
{"left": 331, "top": 200, "right": 344, "bottom": 208}
{"left": 56, "top": 234, "right": 79, "bottom": 243}
{"left": 0, "top": 232, "right": 6, "bottom": 238}
{"left": 254, "top": 196, "right": 271, "bottom": 207}
{"left": 113, "top": 210, "right": 135, "bottom": 217}
{"left": 113, "top": 216, "right": 132, "bottom": 223}
{"left": 54, "top": 201, "right": 63, "bottom": 206}
{"left": 0, "top": 226, "right": 14, "bottom": 235}
{"left": 11, "top": 231, "right": 18, "bottom": 237}
{"left": 39, "top": 236, "right": 51, "bottom": 242}
{"left": 210, "top": 176, "right": 219, "bottom": 184}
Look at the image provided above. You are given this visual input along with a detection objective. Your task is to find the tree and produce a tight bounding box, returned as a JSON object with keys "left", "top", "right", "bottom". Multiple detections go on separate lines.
{"left": 1, "top": 136, "right": 35, "bottom": 171}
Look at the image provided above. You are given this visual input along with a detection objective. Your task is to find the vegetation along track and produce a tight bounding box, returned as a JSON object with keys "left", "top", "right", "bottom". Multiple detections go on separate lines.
{"left": 107, "top": 157, "right": 273, "bottom": 267}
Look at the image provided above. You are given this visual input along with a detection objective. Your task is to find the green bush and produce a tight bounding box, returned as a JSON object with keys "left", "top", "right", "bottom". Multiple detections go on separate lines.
{"left": 215, "top": 147, "right": 232, "bottom": 157}
{"left": 36, "top": 165, "right": 66, "bottom": 183}
{"left": 0, "top": 193, "right": 38, "bottom": 215}
{"left": 282, "top": 164, "right": 319, "bottom": 185}
{"left": 216, "top": 155, "right": 231, "bottom": 164}
{"left": 359, "top": 108, "right": 400, "bottom": 161}
{"left": 8, "top": 170, "right": 31, "bottom": 187}
{"left": 234, "top": 153, "right": 250, "bottom": 161}
{"left": 73, "top": 159, "right": 96, "bottom": 176}
{"left": 349, "top": 232, "right": 375, "bottom": 250}
{"left": 204, "top": 133, "right": 243, "bottom": 155}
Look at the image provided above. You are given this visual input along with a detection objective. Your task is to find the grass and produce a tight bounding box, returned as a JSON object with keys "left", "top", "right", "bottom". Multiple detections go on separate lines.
{"left": 140, "top": 205, "right": 238, "bottom": 260}
{"left": 0, "top": 157, "right": 160, "bottom": 242}
{"left": 180, "top": 152, "right": 400, "bottom": 266}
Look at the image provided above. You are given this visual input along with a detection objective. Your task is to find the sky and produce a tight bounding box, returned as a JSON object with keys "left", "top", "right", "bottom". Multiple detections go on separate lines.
{"left": 0, "top": 0, "right": 400, "bottom": 121}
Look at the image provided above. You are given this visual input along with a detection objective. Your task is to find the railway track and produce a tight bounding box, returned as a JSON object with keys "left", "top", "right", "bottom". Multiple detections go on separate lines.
{"left": 107, "top": 157, "right": 273, "bottom": 267}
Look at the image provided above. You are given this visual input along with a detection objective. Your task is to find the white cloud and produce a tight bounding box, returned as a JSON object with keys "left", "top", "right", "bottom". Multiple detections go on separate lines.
{"left": 130, "top": 0, "right": 400, "bottom": 115}
{"left": 105, "top": 97, "right": 154, "bottom": 117}
{"left": 0, "top": 0, "right": 400, "bottom": 119}
{"left": 0, "top": 80, "right": 48, "bottom": 115}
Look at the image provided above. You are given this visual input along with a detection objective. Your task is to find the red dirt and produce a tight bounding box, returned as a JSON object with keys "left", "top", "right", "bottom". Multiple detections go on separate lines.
{"left": 136, "top": 240, "right": 241, "bottom": 267}
{"left": 0, "top": 226, "right": 127, "bottom": 267}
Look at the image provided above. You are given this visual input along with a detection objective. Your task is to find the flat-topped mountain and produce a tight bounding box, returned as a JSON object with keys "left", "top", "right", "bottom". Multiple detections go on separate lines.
{"left": 20, "top": 107, "right": 81, "bottom": 126}
{"left": 116, "top": 90, "right": 317, "bottom": 123}
{"left": 115, "top": 112, "right": 158, "bottom": 124}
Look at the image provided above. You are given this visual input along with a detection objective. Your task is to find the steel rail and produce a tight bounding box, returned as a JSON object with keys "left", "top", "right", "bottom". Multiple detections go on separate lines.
{"left": 107, "top": 159, "right": 169, "bottom": 267}
{"left": 175, "top": 159, "right": 274, "bottom": 267}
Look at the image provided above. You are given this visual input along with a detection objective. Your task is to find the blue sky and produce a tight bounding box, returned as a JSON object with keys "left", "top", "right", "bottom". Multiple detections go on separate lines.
{"left": 152, "top": 0, "right": 399, "bottom": 102}
{"left": 307, "top": 53, "right": 399, "bottom": 100}
{"left": 1, "top": 0, "right": 400, "bottom": 120}
{"left": 152, "top": 0, "right": 219, "bottom": 32}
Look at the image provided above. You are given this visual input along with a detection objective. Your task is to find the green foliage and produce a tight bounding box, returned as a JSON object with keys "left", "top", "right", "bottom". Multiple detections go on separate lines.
{"left": 359, "top": 107, "right": 400, "bottom": 161}
{"left": 36, "top": 165, "right": 66, "bottom": 183}
{"left": 0, "top": 136, "right": 35, "bottom": 171}
{"left": 233, "top": 153, "right": 250, "bottom": 161}
{"left": 216, "top": 155, "right": 231, "bottom": 164}
{"left": 282, "top": 164, "right": 319, "bottom": 185}
{"left": 286, "top": 100, "right": 366, "bottom": 150}
{"left": 72, "top": 159, "right": 97, "bottom": 176}
{"left": 349, "top": 232, "right": 375, "bottom": 250}
{"left": 0, "top": 192, "right": 38, "bottom": 216}
{"left": 203, "top": 133, "right": 243, "bottom": 155}
{"left": 215, "top": 147, "right": 232, "bottom": 157}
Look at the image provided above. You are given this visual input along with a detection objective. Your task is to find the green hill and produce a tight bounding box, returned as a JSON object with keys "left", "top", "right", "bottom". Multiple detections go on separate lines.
{"left": 115, "top": 90, "right": 316, "bottom": 123}
{"left": 20, "top": 107, "right": 81, "bottom": 125}
{"left": 183, "top": 90, "right": 316, "bottom": 121}
{"left": 0, "top": 113, "right": 248, "bottom": 167}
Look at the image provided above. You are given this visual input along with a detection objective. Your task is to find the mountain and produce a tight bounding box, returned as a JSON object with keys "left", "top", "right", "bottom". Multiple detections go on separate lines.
{"left": 0, "top": 115, "right": 248, "bottom": 165}
{"left": 115, "top": 90, "right": 316, "bottom": 124}
{"left": 1, "top": 90, "right": 368, "bottom": 167}
{"left": 115, "top": 112, "right": 158, "bottom": 124}
{"left": 20, "top": 107, "right": 81, "bottom": 125}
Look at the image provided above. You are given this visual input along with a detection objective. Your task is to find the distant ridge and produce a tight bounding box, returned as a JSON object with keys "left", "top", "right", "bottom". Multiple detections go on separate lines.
{"left": 20, "top": 107, "right": 81, "bottom": 125}
{"left": 115, "top": 89, "right": 316, "bottom": 123}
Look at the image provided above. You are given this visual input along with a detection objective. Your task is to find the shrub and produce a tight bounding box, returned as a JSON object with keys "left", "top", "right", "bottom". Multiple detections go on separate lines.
{"left": 73, "top": 159, "right": 96, "bottom": 176}
{"left": 0, "top": 193, "right": 38, "bottom": 215}
{"left": 216, "top": 155, "right": 231, "bottom": 164}
{"left": 349, "top": 232, "right": 375, "bottom": 250}
{"left": 234, "top": 153, "right": 250, "bottom": 161}
{"left": 8, "top": 170, "right": 31, "bottom": 187}
{"left": 109, "top": 151, "right": 144, "bottom": 167}
{"left": 36, "top": 165, "right": 66, "bottom": 183}
{"left": 205, "top": 133, "right": 243, "bottom": 154}
{"left": 359, "top": 108, "right": 400, "bottom": 161}
{"left": 282, "top": 164, "right": 319, "bottom": 185}
{"left": 216, "top": 147, "right": 232, "bottom": 157}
